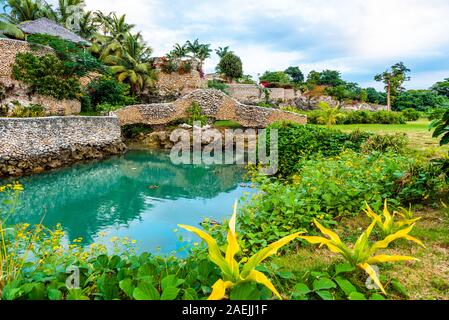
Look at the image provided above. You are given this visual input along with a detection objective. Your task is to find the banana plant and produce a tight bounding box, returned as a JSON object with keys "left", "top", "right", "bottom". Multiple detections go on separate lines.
{"left": 364, "top": 201, "right": 425, "bottom": 247}
{"left": 300, "top": 219, "right": 421, "bottom": 294}
{"left": 178, "top": 202, "right": 302, "bottom": 300}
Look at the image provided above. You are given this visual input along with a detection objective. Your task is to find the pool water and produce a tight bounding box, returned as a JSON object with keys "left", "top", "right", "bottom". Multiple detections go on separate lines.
{"left": 2, "top": 150, "right": 254, "bottom": 254}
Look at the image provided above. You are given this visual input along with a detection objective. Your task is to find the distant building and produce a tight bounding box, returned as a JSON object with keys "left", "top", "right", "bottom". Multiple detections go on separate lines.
{"left": 18, "top": 18, "right": 90, "bottom": 45}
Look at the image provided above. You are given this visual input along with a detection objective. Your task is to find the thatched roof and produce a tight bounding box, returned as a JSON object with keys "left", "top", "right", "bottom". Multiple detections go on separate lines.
{"left": 19, "top": 18, "right": 89, "bottom": 45}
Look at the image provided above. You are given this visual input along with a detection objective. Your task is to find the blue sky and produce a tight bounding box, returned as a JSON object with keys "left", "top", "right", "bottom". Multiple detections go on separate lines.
{"left": 14, "top": 1, "right": 449, "bottom": 89}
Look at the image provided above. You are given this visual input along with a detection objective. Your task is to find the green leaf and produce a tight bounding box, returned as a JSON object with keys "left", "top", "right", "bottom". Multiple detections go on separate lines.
{"left": 161, "top": 275, "right": 184, "bottom": 291}
{"left": 133, "top": 282, "right": 160, "bottom": 300}
{"left": 67, "top": 289, "right": 89, "bottom": 300}
{"left": 230, "top": 282, "right": 261, "bottom": 300}
{"left": 335, "top": 263, "right": 356, "bottom": 275}
{"left": 183, "top": 288, "right": 198, "bottom": 300}
{"left": 391, "top": 279, "right": 409, "bottom": 298}
{"left": 335, "top": 277, "right": 357, "bottom": 296}
{"left": 316, "top": 290, "right": 334, "bottom": 300}
{"left": 48, "top": 289, "right": 62, "bottom": 301}
{"left": 119, "top": 278, "right": 135, "bottom": 298}
{"left": 293, "top": 283, "right": 311, "bottom": 296}
{"left": 313, "top": 278, "right": 337, "bottom": 291}
{"left": 160, "top": 287, "right": 180, "bottom": 300}
{"left": 370, "top": 293, "right": 386, "bottom": 300}
{"left": 97, "top": 273, "right": 119, "bottom": 300}
{"left": 349, "top": 292, "right": 367, "bottom": 300}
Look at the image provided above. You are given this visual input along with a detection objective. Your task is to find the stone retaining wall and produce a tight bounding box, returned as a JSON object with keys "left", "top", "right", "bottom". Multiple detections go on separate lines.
{"left": 0, "top": 116, "right": 126, "bottom": 177}
{"left": 113, "top": 89, "right": 307, "bottom": 128}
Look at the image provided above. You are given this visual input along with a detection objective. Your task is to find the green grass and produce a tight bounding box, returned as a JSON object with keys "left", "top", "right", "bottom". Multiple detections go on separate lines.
{"left": 325, "top": 118, "right": 448, "bottom": 152}
{"left": 214, "top": 120, "right": 243, "bottom": 129}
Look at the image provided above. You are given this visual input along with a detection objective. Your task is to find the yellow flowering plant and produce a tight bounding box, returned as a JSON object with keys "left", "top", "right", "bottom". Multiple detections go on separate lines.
{"left": 300, "top": 218, "right": 422, "bottom": 294}
{"left": 364, "top": 201, "right": 425, "bottom": 247}
{"left": 179, "top": 202, "right": 302, "bottom": 300}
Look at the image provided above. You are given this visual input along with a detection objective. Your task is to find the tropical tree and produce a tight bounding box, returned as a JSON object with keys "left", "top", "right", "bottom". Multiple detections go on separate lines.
{"left": 375, "top": 62, "right": 411, "bottom": 111}
{"left": 432, "top": 78, "right": 449, "bottom": 98}
{"left": 103, "top": 33, "right": 157, "bottom": 95}
{"left": 0, "top": 20, "right": 25, "bottom": 39}
{"left": 217, "top": 52, "right": 243, "bottom": 83}
{"left": 169, "top": 43, "right": 188, "bottom": 59}
{"left": 284, "top": 66, "right": 304, "bottom": 83}
{"left": 215, "top": 46, "right": 232, "bottom": 59}
{"left": 196, "top": 43, "right": 212, "bottom": 70}
{"left": 0, "top": 0, "right": 53, "bottom": 23}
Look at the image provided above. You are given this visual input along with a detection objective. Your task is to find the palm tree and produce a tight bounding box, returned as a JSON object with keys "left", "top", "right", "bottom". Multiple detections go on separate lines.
{"left": 76, "top": 10, "right": 98, "bottom": 40}
{"left": 0, "top": 20, "right": 25, "bottom": 39}
{"left": 196, "top": 44, "right": 212, "bottom": 70}
{"left": 215, "top": 46, "right": 232, "bottom": 58}
{"left": 103, "top": 33, "right": 157, "bottom": 95}
{"left": 169, "top": 43, "right": 188, "bottom": 59}
{"left": 185, "top": 39, "right": 201, "bottom": 58}
{"left": 1, "top": 0, "right": 53, "bottom": 23}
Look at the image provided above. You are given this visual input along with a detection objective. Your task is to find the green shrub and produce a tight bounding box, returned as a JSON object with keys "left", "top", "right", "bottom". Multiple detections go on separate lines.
{"left": 231, "top": 151, "right": 446, "bottom": 253}
{"left": 266, "top": 122, "right": 371, "bottom": 177}
{"left": 361, "top": 133, "right": 409, "bottom": 154}
{"left": 86, "top": 76, "right": 135, "bottom": 110}
{"left": 207, "top": 80, "right": 229, "bottom": 94}
{"left": 186, "top": 102, "right": 208, "bottom": 126}
{"left": 27, "top": 34, "right": 104, "bottom": 77}
{"left": 401, "top": 108, "right": 421, "bottom": 121}
{"left": 12, "top": 53, "right": 81, "bottom": 100}
{"left": 9, "top": 103, "right": 45, "bottom": 117}
{"left": 427, "top": 107, "right": 449, "bottom": 121}
{"left": 307, "top": 110, "right": 406, "bottom": 125}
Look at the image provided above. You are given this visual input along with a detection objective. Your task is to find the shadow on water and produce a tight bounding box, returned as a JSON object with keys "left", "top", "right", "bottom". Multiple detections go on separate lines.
{"left": 1, "top": 150, "right": 254, "bottom": 254}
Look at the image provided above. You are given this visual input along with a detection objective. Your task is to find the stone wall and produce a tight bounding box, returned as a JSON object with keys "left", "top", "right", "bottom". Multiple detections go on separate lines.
{"left": 113, "top": 89, "right": 307, "bottom": 128}
{"left": 0, "top": 116, "right": 126, "bottom": 177}
{"left": 155, "top": 70, "right": 207, "bottom": 97}
{"left": 0, "top": 39, "right": 81, "bottom": 115}
{"left": 227, "top": 84, "right": 302, "bottom": 105}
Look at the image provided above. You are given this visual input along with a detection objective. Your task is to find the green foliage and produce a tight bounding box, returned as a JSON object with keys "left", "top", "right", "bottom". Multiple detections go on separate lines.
{"left": 361, "top": 133, "right": 409, "bottom": 154}
{"left": 259, "top": 71, "right": 291, "bottom": 85}
{"left": 12, "top": 52, "right": 81, "bottom": 100}
{"left": 375, "top": 62, "right": 411, "bottom": 108}
{"left": 9, "top": 103, "right": 45, "bottom": 117}
{"left": 395, "top": 90, "right": 449, "bottom": 111}
{"left": 216, "top": 52, "right": 243, "bottom": 82}
{"left": 207, "top": 80, "right": 229, "bottom": 94}
{"left": 431, "top": 78, "right": 449, "bottom": 98}
{"left": 0, "top": 20, "right": 25, "bottom": 39}
{"left": 266, "top": 122, "right": 371, "bottom": 177}
{"left": 366, "top": 87, "right": 387, "bottom": 105}
{"left": 401, "top": 108, "right": 421, "bottom": 121}
{"left": 284, "top": 66, "right": 304, "bottom": 84}
{"left": 318, "top": 70, "right": 345, "bottom": 87}
{"left": 27, "top": 34, "right": 104, "bottom": 77}
{"left": 122, "top": 124, "right": 153, "bottom": 139}
{"left": 86, "top": 76, "right": 135, "bottom": 111}
{"left": 307, "top": 110, "right": 406, "bottom": 125}
{"left": 431, "top": 109, "right": 449, "bottom": 147}
{"left": 427, "top": 106, "right": 449, "bottom": 121}
{"left": 186, "top": 102, "right": 208, "bottom": 126}
{"left": 232, "top": 150, "right": 445, "bottom": 253}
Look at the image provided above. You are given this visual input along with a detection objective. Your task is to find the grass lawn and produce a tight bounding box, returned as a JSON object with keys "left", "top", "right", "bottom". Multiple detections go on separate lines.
{"left": 328, "top": 118, "right": 448, "bottom": 153}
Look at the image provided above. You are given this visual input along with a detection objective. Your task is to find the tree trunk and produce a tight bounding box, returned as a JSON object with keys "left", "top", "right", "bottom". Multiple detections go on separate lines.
{"left": 387, "top": 81, "right": 391, "bottom": 111}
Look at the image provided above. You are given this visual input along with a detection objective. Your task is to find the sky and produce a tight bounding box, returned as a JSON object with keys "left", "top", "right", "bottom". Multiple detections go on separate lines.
{"left": 11, "top": 0, "right": 449, "bottom": 89}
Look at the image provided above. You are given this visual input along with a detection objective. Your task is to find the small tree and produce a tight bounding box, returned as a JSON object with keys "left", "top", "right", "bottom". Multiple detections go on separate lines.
{"left": 217, "top": 53, "right": 243, "bottom": 83}
{"left": 375, "top": 62, "right": 410, "bottom": 111}
{"left": 284, "top": 66, "right": 304, "bottom": 83}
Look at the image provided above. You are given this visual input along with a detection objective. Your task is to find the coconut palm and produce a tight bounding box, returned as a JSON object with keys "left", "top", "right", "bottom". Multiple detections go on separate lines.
{"left": 1, "top": 0, "right": 53, "bottom": 23}
{"left": 215, "top": 46, "right": 232, "bottom": 58}
{"left": 196, "top": 44, "right": 212, "bottom": 70}
{"left": 0, "top": 20, "right": 25, "bottom": 39}
{"left": 103, "top": 33, "right": 157, "bottom": 95}
{"left": 169, "top": 43, "right": 188, "bottom": 59}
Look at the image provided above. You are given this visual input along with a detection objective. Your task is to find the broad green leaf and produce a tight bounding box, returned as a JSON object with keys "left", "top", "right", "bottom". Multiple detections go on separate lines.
{"left": 160, "top": 287, "right": 180, "bottom": 300}
{"left": 335, "top": 277, "right": 357, "bottom": 296}
{"left": 349, "top": 292, "right": 366, "bottom": 300}
{"left": 230, "top": 282, "right": 261, "bottom": 300}
{"left": 67, "top": 289, "right": 89, "bottom": 300}
{"left": 370, "top": 293, "right": 386, "bottom": 300}
{"left": 313, "top": 278, "right": 337, "bottom": 291}
{"left": 48, "top": 289, "right": 62, "bottom": 301}
{"left": 161, "top": 275, "right": 184, "bottom": 291}
{"left": 133, "top": 282, "right": 160, "bottom": 300}
{"left": 316, "top": 290, "right": 333, "bottom": 300}
{"left": 335, "top": 263, "right": 356, "bottom": 275}
{"left": 119, "top": 278, "right": 135, "bottom": 298}
{"left": 183, "top": 288, "right": 198, "bottom": 300}
{"left": 293, "top": 283, "right": 311, "bottom": 296}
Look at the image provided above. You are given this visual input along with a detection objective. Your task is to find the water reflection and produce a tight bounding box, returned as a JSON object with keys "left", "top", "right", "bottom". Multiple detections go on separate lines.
{"left": 1, "top": 150, "right": 252, "bottom": 253}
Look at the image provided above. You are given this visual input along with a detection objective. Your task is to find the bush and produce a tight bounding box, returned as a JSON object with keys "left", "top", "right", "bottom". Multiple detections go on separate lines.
{"left": 427, "top": 107, "right": 449, "bottom": 121}
{"left": 361, "top": 133, "right": 409, "bottom": 154}
{"left": 233, "top": 151, "right": 446, "bottom": 252}
{"left": 185, "top": 102, "right": 208, "bottom": 126}
{"left": 9, "top": 103, "right": 45, "bottom": 117}
{"left": 86, "top": 77, "right": 136, "bottom": 111}
{"left": 216, "top": 53, "right": 243, "bottom": 82}
{"left": 12, "top": 53, "right": 81, "bottom": 100}
{"left": 207, "top": 80, "right": 228, "bottom": 94}
{"left": 401, "top": 108, "right": 421, "bottom": 121}
{"left": 307, "top": 110, "right": 406, "bottom": 125}
{"left": 266, "top": 122, "right": 371, "bottom": 177}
